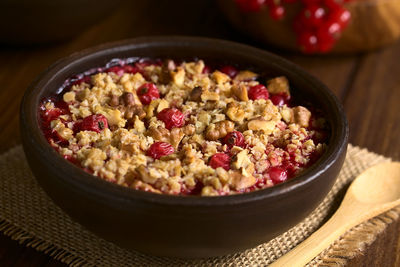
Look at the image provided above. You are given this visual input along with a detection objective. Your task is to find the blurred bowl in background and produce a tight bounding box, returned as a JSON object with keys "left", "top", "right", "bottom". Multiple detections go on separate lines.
{"left": 0, "top": 0, "right": 121, "bottom": 45}
{"left": 218, "top": 0, "right": 400, "bottom": 54}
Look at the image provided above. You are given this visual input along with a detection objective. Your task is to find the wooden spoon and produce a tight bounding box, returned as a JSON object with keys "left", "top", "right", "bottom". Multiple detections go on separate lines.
{"left": 270, "top": 162, "right": 400, "bottom": 267}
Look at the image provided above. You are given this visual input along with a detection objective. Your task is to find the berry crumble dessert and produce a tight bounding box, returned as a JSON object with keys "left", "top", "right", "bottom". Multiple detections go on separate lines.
{"left": 39, "top": 58, "right": 328, "bottom": 196}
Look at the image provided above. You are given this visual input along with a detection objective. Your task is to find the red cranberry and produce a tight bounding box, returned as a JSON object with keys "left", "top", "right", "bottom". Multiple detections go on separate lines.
{"left": 223, "top": 131, "right": 245, "bottom": 148}
{"left": 316, "top": 20, "right": 341, "bottom": 52}
{"left": 248, "top": 84, "right": 269, "bottom": 100}
{"left": 299, "top": 5, "right": 326, "bottom": 28}
{"left": 318, "top": 19, "right": 341, "bottom": 38}
{"left": 323, "top": 0, "right": 343, "bottom": 10}
{"left": 77, "top": 114, "right": 108, "bottom": 133}
{"left": 297, "top": 31, "right": 319, "bottom": 54}
{"left": 209, "top": 153, "right": 231, "bottom": 171}
{"left": 137, "top": 83, "right": 160, "bottom": 105}
{"left": 202, "top": 65, "right": 212, "bottom": 74}
{"left": 123, "top": 64, "right": 140, "bottom": 74}
{"left": 220, "top": 65, "right": 238, "bottom": 78}
{"left": 43, "top": 108, "right": 63, "bottom": 124}
{"left": 317, "top": 34, "right": 336, "bottom": 53}
{"left": 329, "top": 7, "right": 351, "bottom": 28}
{"left": 235, "top": 0, "right": 266, "bottom": 13}
{"left": 106, "top": 66, "right": 125, "bottom": 76}
{"left": 147, "top": 142, "right": 175, "bottom": 159}
{"left": 64, "top": 154, "right": 78, "bottom": 165}
{"left": 157, "top": 108, "right": 185, "bottom": 130}
{"left": 301, "top": 0, "right": 321, "bottom": 5}
{"left": 47, "top": 129, "right": 69, "bottom": 147}
{"left": 269, "top": 4, "right": 285, "bottom": 20}
{"left": 270, "top": 93, "right": 290, "bottom": 106}
{"left": 268, "top": 167, "right": 288, "bottom": 184}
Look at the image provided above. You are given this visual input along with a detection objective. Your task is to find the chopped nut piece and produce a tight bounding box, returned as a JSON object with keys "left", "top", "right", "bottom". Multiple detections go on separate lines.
{"left": 110, "top": 95, "right": 120, "bottom": 107}
{"left": 189, "top": 86, "right": 203, "bottom": 102}
{"left": 201, "top": 186, "right": 219, "bottom": 196}
{"left": 234, "top": 70, "right": 258, "bottom": 81}
{"left": 248, "top": 118, "right": 276, "bottom": 135}
{"left": 231, "top": 84, "right": 249, "bottom": 101}
{"left": 212, "top": 70, "right": 230, "bottom": 84}
{"left": 293, "top": 106, "right": 311, "bottom": 127}
{"left": 147, "top": 126, "right": 170, "bottom": 143}
{"left": 267, "top": 76, "right": 290, "bottom": 96}
{"left": 136, "top": 165, "right": 158, "bottom": 184}
{"left": 159, "top": 59, "right": 176, "bottom": 84}
{"left": 125, "top": 105, "right": 146, "bottom": 120}
{"left": 171, "top": 67, "right": 185, "bottom": 86}
{"left": 205, "top": 120, "right": 234, "bottom": 141}
{"left": 201, "top": 89, "right": 220, "bottom": 102}
{"left": 183, "top": 124, "right": 196, "bottom": 136}
{"left": 156, "top": 99, "right": 169, "bottom": 113}
{"left": 122, "top": 92, "right": 135, "bottom": 106}
{"left": 230, "top": 171, "right": 256, "bottom": 190}
{"left": 170, "top": 128, "right": 185, "bottom": 149}
{"left": 63, "top": 92, "right": 75, "bottom": 102}
{"left": 280, "top": 106, "right": 294, "bottom": 123}
{"left": 232, "top": 149, "right": 252, "bottom": 170}
{"left": 226, "top": 102, "right": 245, "bottom": 122}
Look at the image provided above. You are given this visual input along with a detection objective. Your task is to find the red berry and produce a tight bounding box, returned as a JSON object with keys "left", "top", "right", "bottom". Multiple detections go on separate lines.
{"left": 220, "top": 65, "right": 238, "bottom": 78}
{"left": 223, "top": 131, "right": 245, "bottom": 148}
{"left": 106, "top": 66, "right": 125, "bottom": 76}
{"left": 329, "top": 7, "right": 351, "bottom": 28}
{"left": 123, "top": 64, "right": 140, "bottom": 74}
{"left": 78, "top": 114, "right": 108, "bottom": 133}
{"left": 43, "top": 108, "right": 63, "bottom": 124}
{"left": 64, "top": 154, "right": 78, "bottom": 165}
{"left": 269, "top": 4, "right": 286, "bottom": 20}
{"left": 270, "top": 93, "right": 290, "bottom": 106}
{"left": 147, "top": 142, "right": 175, "bottom": 159}
{"left": 316, "top": 20, "right": 341, "bottom": 52}
{"left": 298, "top": 5, "right": 326, "bottom": 28}
{"left": 248, "top": 84, "right": 269, "bottom": 100}
{"left": 301, "top": 0, "right": 321, "bottom": 5}
{"left": 323, "top": 0, "right": 343, "bottom": 10}
{"left": 297, "top": 31, "right": 319, "bottom": 53}
{"left": 137, "top": 83, "right": 160, "bottom": 105}
{"left": 268, "top": 167, "right": 288, "bottom": 184}
{"left": 49, "top": 130, "right": 69, "bottom": 146}
{"left": 157, "top": 108, "right": 186, "bottom": 130}
{"left": 209, "top": 153, "right": 231, "bottom": 171}
{"left": 235, "top": 0, "right": 266, "bottom": 13}
{"left": 282, "top": 0, "right": 298, "bottom": 3}
{"left": 202, "top": 65, "right": 212, "bottom": 74}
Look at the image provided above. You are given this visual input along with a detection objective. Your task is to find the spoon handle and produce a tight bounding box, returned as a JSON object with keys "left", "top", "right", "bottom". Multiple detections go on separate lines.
{"left": 269, "top": 205, "right": 362, "bottom": 267}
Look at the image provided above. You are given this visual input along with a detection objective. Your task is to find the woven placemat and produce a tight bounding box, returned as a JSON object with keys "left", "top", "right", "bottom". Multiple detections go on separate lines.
{"left": 0, "top": 144, "right": 398, "bottom": 266}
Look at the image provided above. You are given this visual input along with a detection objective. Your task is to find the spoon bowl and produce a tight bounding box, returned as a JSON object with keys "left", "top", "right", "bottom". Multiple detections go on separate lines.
{"left": 271, "top": 162, "right": 400, "bottom": 267}
{"left": 348, "top": 162, "right": 400, "bottom": 204}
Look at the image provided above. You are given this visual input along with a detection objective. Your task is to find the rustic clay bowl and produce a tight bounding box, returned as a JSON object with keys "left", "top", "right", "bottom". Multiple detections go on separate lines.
{"left": 218, "top": 0, "right": 400, "bottom": 53}
{"left": 20, "top": 36, "right": 348, "bottom": 258}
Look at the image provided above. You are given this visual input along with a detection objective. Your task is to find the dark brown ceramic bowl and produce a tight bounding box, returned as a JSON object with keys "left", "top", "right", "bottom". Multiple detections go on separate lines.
{"left": 20, "top": 36, "right": 348, "bottom": 258}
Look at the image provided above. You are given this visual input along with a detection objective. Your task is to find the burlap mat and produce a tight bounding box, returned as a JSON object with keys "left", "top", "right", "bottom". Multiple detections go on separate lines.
{"left": 0, "top": 144, "right": 398, "bottom": 266}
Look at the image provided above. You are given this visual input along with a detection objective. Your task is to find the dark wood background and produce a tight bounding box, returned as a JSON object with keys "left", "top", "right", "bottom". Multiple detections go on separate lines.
{"left": 0, "top": 0, "right": 399, "bottom": 266}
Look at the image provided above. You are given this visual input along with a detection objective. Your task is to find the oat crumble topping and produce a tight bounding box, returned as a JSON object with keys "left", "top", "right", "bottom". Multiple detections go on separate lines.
{"left": 40, "top": 59, "right": 328, "bottom": 196}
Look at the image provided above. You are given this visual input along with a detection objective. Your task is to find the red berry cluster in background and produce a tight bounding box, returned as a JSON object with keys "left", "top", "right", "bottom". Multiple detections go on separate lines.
{"left": 234, "top": 0, "right": 352, "bottom": 53}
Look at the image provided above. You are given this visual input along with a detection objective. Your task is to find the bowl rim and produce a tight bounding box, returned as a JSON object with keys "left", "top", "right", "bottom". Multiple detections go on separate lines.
{"left": 20, "top": 36, "right": 349, "bottom": 207}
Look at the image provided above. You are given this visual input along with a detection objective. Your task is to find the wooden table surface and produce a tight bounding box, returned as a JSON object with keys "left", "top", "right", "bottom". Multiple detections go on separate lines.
{"left": 0, "top": 0, "right": 399, "bottom": 266}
